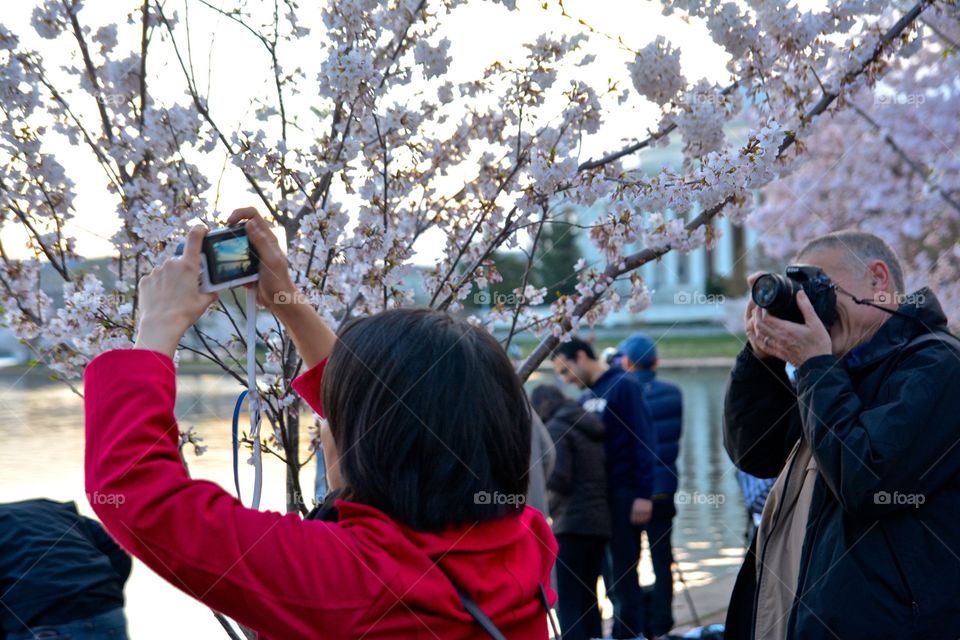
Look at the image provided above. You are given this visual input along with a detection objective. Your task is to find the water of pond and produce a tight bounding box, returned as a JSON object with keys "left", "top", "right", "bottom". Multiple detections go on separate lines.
{"left": 0, "top": 364, "right": 746, "bottom": 638}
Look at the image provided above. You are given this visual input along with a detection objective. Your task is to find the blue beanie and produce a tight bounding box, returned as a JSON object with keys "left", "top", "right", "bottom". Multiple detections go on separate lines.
{"left": 617, "top": 333, "right": 657, "bottom": 368}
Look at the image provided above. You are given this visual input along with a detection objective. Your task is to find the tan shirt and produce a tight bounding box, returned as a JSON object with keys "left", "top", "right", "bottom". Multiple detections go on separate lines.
{"left": 753, "top": 438, "right": 819, "bottom": 640}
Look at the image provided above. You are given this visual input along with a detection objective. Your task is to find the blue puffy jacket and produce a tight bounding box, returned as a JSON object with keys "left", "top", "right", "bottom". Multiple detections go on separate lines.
{"left": 632, "top": 369, "right": 682, "bottom": 496}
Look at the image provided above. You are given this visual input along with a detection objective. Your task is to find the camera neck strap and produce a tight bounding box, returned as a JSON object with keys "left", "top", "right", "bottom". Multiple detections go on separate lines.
{"left": 231, "top": 292, "right": 263, "bottom": 510}
{"left": 836, "top": 286, "right": 937, "bottom": 333}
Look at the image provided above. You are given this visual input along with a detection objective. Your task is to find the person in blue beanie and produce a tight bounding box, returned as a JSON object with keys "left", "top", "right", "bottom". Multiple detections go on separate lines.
{"left": 617, "top": 333, "right": 683, "bottom": 640}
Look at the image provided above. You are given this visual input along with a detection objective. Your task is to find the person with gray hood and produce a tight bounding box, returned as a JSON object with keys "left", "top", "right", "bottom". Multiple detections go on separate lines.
{"left": 531, "top": 384, "right": 610, "bottom": 640}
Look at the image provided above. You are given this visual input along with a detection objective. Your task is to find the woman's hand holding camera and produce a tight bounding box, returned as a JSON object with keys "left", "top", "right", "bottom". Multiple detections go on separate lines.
{"left": 134, "top": 226, "right": 218, "bottom": 358}
{"left": 133, "top": 207, "right": 336, "bottom": 366}
{"left": 227, "top": 207, "right": 336, "bottom": 368}
{"left": 226, "top": 207, "right": 297, "bottom": 312}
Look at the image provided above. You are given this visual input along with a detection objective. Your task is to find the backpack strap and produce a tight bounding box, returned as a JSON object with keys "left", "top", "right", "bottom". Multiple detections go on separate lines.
{"left": 539, "top": 583, "right": 563, "bottom": 639}
{"left": 451, "top": 584, "right": 508, "bottom": 640}
{"left": 904, "top": 329, "right": 960, "bottom": 354}
{"left": 445, "top": 572, "right": 561, "bottom": 640}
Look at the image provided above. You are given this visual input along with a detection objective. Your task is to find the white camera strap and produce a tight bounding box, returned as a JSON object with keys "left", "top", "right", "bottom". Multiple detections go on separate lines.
{"left": 246, "top": 291, "right": 263, "bottom": 510}
{"left": 230, "top": 292, "right": 262, "bottom": 510}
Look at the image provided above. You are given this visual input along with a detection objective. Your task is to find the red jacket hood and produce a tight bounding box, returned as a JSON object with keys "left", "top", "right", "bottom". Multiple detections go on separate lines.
{"left": 334, "top": 499, "right": 557, "bottom": 634}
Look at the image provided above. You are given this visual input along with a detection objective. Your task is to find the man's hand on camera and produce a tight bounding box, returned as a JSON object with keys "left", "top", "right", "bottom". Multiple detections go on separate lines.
{"left": 134, "top": 226, "right": 218, "bottom": 358}
{"left": 226, "top": 207, "right": 297, "bottom": 312}
{"left": 754, "top": 290, "right": 832, "bottom": 367}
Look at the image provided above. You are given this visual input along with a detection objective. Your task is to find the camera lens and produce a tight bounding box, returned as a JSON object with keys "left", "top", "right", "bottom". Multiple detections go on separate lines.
{"left": 751, "top": 272, "right": 805, "bottom": 323}
{"left": 752, "top": 274, "right": 781, "bottom": 308}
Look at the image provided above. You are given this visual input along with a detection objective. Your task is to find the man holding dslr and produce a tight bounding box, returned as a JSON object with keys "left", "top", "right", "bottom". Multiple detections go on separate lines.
{"left": 723, "top": 230, "right": 960, "bottom": 639}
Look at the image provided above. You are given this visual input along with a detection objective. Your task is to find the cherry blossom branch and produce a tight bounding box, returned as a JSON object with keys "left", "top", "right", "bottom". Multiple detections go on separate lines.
{"left": 153, "top": 0, "right": 280, "bottom": 219}
{"left": 578, "top": 82, "right": 738, "bottom": 171}
{"left": 850, "top": 101, "right": 960, "bottom": 214}
{"left": 517, "top": 0, "right": 934, "bottom": 381}
{"left": 516, "top": 194, "right": 734, "bottom": 380}
{"left": 62, "top": 0, "right": 121, "bottom": 171}
{"left": 138, "top": 0, "right": 150, "bottom": 132}
{"left": 778, "top": 0, "right": 933, "bottom": 156}
{"left": 28, "top": 66, "right": 123, "bottom": 189}
{"left": 428, "top": 159, "right": 528, "bottom": 307}
{"left": 0, "top": 180, "right": 69, "bottom": 280}
{"left": 503, "top": 205, "right": 549, "bottom": 353}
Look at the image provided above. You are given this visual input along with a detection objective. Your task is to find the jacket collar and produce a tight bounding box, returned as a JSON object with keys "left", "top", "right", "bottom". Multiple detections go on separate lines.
{"left": 631, "top": 369, "right": 656, "bottom": 384}
{"left": 842, "top": 287, "right": 948, "bottom": 370}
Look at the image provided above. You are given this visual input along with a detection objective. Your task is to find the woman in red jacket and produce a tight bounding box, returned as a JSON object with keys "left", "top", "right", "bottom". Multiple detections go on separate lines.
{"left": 84, "top": 208, "right": 557, "bottom": 639}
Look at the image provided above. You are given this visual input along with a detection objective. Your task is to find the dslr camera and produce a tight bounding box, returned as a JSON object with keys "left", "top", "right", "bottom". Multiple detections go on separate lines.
{"left": 175, "top": 225, "right": 260, "bottom": 293}
{"left": 751, "top": 265, "right": 837, "bottom": 329}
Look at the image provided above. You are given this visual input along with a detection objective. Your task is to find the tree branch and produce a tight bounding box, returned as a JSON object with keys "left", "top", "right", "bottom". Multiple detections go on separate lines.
{"left": 517, "top": 0, "right": 934, "bottom": 381}
{"left": 850, "top": 101, "right": 960, "bottom": 214}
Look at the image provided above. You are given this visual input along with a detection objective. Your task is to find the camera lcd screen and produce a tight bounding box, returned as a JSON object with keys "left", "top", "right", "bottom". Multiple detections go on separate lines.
{"left": 207, "top": 234, "right": 257, "bottom": 284}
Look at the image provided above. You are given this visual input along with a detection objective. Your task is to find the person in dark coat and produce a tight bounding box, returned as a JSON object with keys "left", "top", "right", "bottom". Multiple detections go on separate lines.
{"left": 723, "top": 230, "right": 960, "bottom": 640}
{"left": 531, "top": 385, "right": 610, "bottom": 640}
{"left": 0, "top": 499, "right": 131, "bottom": 639}
{"left": 618, "top": 333, "right": 682, "bottom": 639}
{"left": 552, "top": 337, "right": 656, "bottom": 639}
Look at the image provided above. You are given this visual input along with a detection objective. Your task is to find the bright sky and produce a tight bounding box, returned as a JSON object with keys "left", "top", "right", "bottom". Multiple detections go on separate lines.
{"left": 1, "top": 0, "right": 737, "bottom": 262}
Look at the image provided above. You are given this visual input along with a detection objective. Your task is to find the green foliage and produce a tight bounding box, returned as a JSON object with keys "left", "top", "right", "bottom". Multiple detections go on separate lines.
{"left": 531, "top": 212, "right": 581, "bottom": 303}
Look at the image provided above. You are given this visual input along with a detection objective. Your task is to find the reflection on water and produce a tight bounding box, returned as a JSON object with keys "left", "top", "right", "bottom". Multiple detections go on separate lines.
{"left": 0, "top": 363, "right": 744, "bottom": 637}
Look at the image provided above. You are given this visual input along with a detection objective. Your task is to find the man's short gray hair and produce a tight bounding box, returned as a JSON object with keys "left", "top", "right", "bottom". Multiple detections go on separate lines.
{"left": 796, "top": 230, "right": 905, "bottom": 293}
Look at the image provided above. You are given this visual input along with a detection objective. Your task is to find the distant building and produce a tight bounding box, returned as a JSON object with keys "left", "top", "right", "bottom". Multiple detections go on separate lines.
{"left": 560, "top": 107, "right": 771, "bottom": 329}
{"left": 566, "top": 199, "right": 762, "bottom": 327}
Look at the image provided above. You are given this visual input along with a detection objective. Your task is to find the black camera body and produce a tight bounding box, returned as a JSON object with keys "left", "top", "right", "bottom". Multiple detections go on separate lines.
{"left": 751, "top": 265, "right": 837, "bottom": 329}
{"left": 174, "top": 225, "right": 260, "bottom": 293}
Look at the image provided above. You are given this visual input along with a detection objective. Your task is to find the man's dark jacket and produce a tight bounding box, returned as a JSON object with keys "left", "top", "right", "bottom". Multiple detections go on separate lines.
{"left": 723, "top": 288, "right": 960, "bottom": 640}
{"left": 543, "top": 398, "right": 610, "bottom": 538}
{"left": 632, "top": 369, "right": 682, "bottom": 496}
{"left": 580, "top": 367, "right": 656, "bottom": 501}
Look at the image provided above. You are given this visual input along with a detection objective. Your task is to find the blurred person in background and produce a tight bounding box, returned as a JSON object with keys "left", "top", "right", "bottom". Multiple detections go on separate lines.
{"left": 552, "top": 337, "right": 656, "bottom": 639}
{"left": 617, "top": 333, "right": 682, "bottom": 640}
{"left": 531, "top": 384, "right": 609, "bottom": 640}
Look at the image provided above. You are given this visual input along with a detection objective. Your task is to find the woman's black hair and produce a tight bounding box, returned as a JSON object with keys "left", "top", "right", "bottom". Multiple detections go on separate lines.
{"left": 320, "top": 308, "right": 531, "bottom": 531}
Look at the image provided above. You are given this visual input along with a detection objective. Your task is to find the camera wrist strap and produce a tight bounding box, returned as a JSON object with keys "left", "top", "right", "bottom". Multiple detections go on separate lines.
{"left": 231, "top": 292, "right": 263, "bottom": 510}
